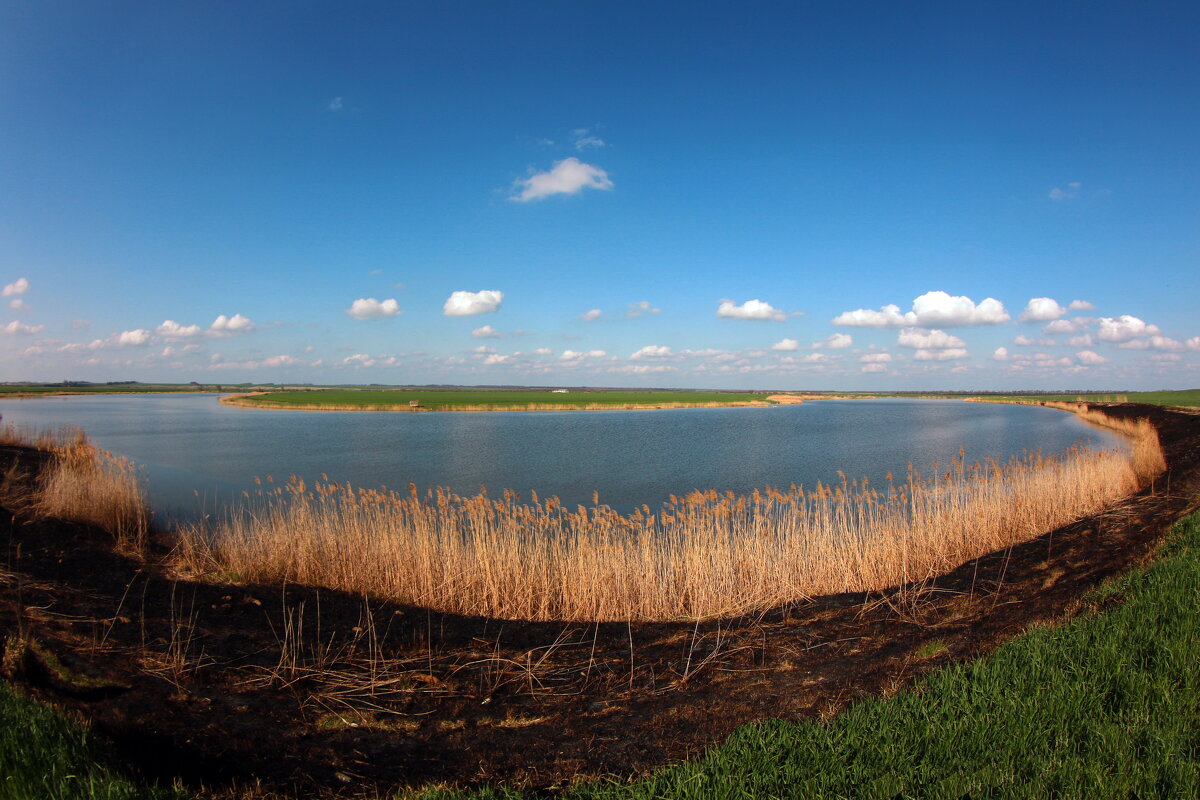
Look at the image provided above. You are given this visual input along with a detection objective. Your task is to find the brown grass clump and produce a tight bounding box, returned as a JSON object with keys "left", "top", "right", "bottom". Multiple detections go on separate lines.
{"left": 174, "top": 410, "right": 1164, "bottom": 623}
{"left": 1, "top": 425, "right": 149, "bottom": 553}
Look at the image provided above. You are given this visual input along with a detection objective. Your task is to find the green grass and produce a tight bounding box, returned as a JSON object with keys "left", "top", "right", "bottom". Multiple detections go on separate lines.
{"left": 956, "top": 389, "right": 1200, "bottom": 408}
{"left": 0, "top": 682, "right": 180, "bottom": 800}
{"left": 6, "top": 511, "right": 1200, "bottom": 799}
{"left": 240, "top": 389, "right": 771, "bottom": 409}
{"left": 0, "top": 384, "right": 210, "bottom": 396}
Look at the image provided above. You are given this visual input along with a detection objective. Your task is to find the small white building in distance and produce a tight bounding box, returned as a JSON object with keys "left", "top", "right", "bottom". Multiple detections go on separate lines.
{"left": 551, "top": 388, "right": 569, "bottom": 393}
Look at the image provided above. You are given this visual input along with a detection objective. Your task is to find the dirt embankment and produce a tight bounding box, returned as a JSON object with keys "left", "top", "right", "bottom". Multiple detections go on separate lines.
{"left": 1, "top": 404, "right": 1198, "bottom": 797}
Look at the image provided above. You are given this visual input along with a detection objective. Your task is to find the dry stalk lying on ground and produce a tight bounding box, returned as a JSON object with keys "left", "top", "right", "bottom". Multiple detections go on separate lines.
{"left": 0, "top": 425, "right": 149, "bottom": 554}
{"left": 173, "top": 410, "right": 1164, "bottom": 623}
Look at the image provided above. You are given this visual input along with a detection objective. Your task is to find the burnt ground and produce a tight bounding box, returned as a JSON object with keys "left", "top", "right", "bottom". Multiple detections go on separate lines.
{"left": 2, "top": 403, "right": 1199, "bottom": 798}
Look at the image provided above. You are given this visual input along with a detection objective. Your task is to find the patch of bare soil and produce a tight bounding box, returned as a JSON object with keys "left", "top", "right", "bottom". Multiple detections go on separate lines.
{"left": 2, "top": 404, "right": 1199, "bottom": 797}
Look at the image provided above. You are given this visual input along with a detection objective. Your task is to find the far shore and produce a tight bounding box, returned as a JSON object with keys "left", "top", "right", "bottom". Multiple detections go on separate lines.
{"left": 219, "top": 391, "right": 810, "bottom": 412}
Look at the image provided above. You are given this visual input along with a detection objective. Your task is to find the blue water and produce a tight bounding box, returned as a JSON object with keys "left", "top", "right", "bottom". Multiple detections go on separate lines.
{"left": 0, "top": 394, "right": 1121, "bottom": 522}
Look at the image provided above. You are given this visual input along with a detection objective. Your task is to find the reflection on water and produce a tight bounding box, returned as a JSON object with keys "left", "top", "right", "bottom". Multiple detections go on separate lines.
{"left": 0, "top": 394, "right": 1122, "bottom": 522}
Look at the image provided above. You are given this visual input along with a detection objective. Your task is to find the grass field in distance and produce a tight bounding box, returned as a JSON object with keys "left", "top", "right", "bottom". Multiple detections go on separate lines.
{"left": 238, "top": 388, "right": 772, "bottom": 409}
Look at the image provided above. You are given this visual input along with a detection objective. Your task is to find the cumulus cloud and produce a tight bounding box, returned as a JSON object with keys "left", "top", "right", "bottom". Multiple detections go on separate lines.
{"left": 1119, "top": 335, "right": 1185, "bottom": 352}
{"left": 834, "top": 291, "right": 1008, "bottom": 328}
{"left": 572, "top": 129, "right": 605, "bottom": 150}
{"left": 626, "top": 301, "right": 661, "bottom": 318}
{"left": 3, "top": 320, "right": 43, "bottom": 335}
{"left": 814, "top": 333, "right": 853, "bottom": 349}
{"left": 897, "top": 327, "right": 966, "bottom": 349}
{"left": 1188, "top": 337, "right": 1200, "bottom": 352}
{"left": 9, "top": 299, "right": 28, "bottom": 311}
{"left": 444, "top": 290, "right": 503, "bottom": 316}
{"left": 210, "top": 313, "right": 254, "bottom": 334}
{"left": 1097, "top": 315, "right": 1160, "bottom": 343}
{"left": 116, "top": 329, "right": 151, "bottom": 346}
{"left": 2, "top": 278, "right": 29, "bottom": 296}
{"left": 913, "top": 348, "right": 969, "bottom": 361}
{"left": 1150, "top": 353, "right": 1182, "bottom": 363}
{"left": 511, "top": 157, "right": 613, "bottom": 202}
{"left": 771, "top": 338, "right": 799, "bottom": 351}
{"left": 992, "top": 347, "right": 1010, "bottom": 361}
{"left": 1069, "top": 299, "right": 1095, "bottom": 311}
{"left": 859, "top": 353, "right": 892, "bottom": 363}
{"left": 1043, "top": 318, "right": 1083, "bottom": 334}
{"left": 1014, "top": 335, "right": 1056, "bottom": 347}
{"left": 341, "top": 353, "right": 375, "bottom": 367}
{"left": 1049, "top": 181, "right": 1081, "bottom": 200}
{"left": 580, "top": 308, "right": 602, "bottom": 321}
{"left": 1076, "top": 350, "right": 1108, "bottom": 365}
{"left": 1068, "top": 334, "right": 1095, "bottom": 347}
{"left": 1019, "top": 297, "right": 1068, "bottom": 322}
{"left": 532, "top": 347, "right": 553, "bottom": 356}
{"left": 156, "top": 320, "right": 202, "bottom": 339}
{"left": 716, "top": 298, "right": 786, "bottom": 322}
{"left": 346, "top": 297, "right": 402, "bottom": 320}
{"left": 861, "top": 362, "right": 887, "bottom": 373}
{"left": 560, "top": 349, "right": 606, "bottom": 362}
{"left": 471, "top": 325, "right": 502, "bottom": 339}
{"left": 630, "top": 345, "right": 675, "bottom": 360}
{"left": 482, "top": 354, "right": 511, "bottom": 365}
{"left": 328, "top": 97, "right": 344, "bottom": 111}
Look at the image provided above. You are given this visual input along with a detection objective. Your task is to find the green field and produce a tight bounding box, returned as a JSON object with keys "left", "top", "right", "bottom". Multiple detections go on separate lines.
{"left": 956, "top": 389, "right": 1200, "bottom": 409}
{"left": 5, "top": 510, "right": 1200, "bottom": 798}
{"left": 236, "top": 388, "right": 771, "bottom": 409}
{"left": 0, "top": 383, "right": 210, "bottom": 396}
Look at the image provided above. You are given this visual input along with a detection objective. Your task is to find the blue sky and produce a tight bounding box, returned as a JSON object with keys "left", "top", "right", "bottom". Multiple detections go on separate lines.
{"left": 2, "top": 1, "right": 1198, "bottom": 390}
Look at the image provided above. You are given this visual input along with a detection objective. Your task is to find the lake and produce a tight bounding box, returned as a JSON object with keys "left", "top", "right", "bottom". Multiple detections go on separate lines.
{"left": 0, "top": 394, "right": 1122, "bottom": 522}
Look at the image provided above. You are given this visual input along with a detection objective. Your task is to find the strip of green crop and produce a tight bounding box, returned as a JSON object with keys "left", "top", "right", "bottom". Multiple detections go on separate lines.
{"left": 242, "top": 389, "right": 770, "bottom": 408}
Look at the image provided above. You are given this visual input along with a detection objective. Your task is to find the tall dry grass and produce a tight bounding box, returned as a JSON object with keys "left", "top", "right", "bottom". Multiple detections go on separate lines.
{"left": 0, "top": 425, "right": 149, "bottom": 553}
{"left": 174, "top": 411, "right": 1164, "bottom": 622}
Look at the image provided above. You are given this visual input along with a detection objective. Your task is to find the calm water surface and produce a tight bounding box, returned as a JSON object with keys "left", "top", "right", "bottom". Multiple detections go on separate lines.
{"left": 0, "top": 394, "right": 1121, "bottom": 521}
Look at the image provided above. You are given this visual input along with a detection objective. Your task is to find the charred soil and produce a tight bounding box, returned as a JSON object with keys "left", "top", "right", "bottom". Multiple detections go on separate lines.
{"left": 2, "top": 404, "right": 1199, "bottom": 797}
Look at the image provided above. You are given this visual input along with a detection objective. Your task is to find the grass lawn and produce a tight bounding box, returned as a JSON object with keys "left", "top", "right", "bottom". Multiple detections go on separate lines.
{"left": 4, "top": 512, "right": 1200, "bottom": 799}
{"left": 237, "top": 389, "right": 771, "bottom": 409}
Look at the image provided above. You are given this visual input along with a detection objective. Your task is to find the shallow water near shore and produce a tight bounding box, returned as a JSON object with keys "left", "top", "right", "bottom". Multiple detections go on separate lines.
{"left": 0, "top": 394, "right": 1122, "bottom": 521}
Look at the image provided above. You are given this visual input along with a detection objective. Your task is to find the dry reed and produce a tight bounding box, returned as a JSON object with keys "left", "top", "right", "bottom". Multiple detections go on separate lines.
{"left": 173, "top": 410, "right": 1164, "bottom": 623}
{"left": 1, "top": 425, "right": 149, "bottom": 553}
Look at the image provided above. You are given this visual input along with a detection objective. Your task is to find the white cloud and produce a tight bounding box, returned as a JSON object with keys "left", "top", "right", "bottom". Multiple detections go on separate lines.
{"left": 1067, "top": 334, "right": 1095, "bottom": 347}
{"left": 815, "top": 333, "right": 853, "bottom": 349}
{"left": 771, "top": 338, "right": 799, "bottom": 351}
{"left": 470, "top": 345, "right": 496, "bottom": 355}
{"left": 9, "top": 299, "right": 28, "bottom": 311}
{"left": 581, "top": 308, "right": 602, "bottom": 321}
{"left": 716, "top": 298, "right": 786, "bottom": 322}
{"left": 626, "top": 301, "right": 661, "bottom": 318}
{"left": 1119, "top": 335, "right": 1185, "bottom": 352}
{"left": 560, "top": 349, "right": 606, "bottom": 362}
{"left": 210, "top": 313, "right": 254, "bottom": 334}
{"left": 1188, "top": 337, "right": 1200, "bottom": 352}
{"left": 573, "top": 129, "right": 605, "bottom": 151}
{"left": 793, "top": 353, "right": 828, "bottom": 364}
{"left": 444, "top": 290, "right": 503, "bottom": 316}
{"left": 1076, "top": 350, "right": 1108, "bottom": 365}
{"left": 346, "top": 297, "right": 402, "bottom": 320}
{"left": 261, "top": 354, "right": 301, "bottom": 367}
{"left": 630, "top": 344, "right": 675, "bottom": 360}
{"left": 511, "top": 157, "right": 613, "bottom": 202}
{"left": 1019, "top": 297, "right": 1068, "bottom": 322}
{"left": 1049, "top": 181, "right": 1081, "bottom": 200}
{"left": 1097, "top": 315, "right": 1160, "bottom": 343}
{"left": 1014, "top": 335, "right": 1056, "bottom": 347}
{"left": 609, "top": 364, "right": 677, "bottom": 375}
{"left": 861, "top": 363, "right": 887, "bottom": 373}
{"left": 992, "top": 347, "right": 1010, "bottom": 361}
{"left": 328, "top": 97, "right": 344, "bottom": 111}
{"left": 1043, "top": 319, "right": 1082, "bottom": 334}
{"left": 116, "top": 329, "right": 151, "bottom": 346}
{"left": 835, "top": 291, "right": 1008, "bottom": 328}
{"left": 156, "top": 320, "right": 202, "bottom": 339}
{"left": 910, "top": 291, "right": 1009, "bottom": 326}
{"left": 472, "top": 325, "right": 502, "bottom": 339}
{"left": 532, "top": 347, "right": 553, "bottom": 356}
{"left": 913, "top": 348, "right": 969, "bottom": 361}
{"left": 897, "top": 328, "right": 966, "bottom": 349}
{"left": 1069, "top": 299, "right": 1095, "bottom": 310}
{"left": 341, "top": 353, "right": 375, "bottom": 367}
{"left": 482, "top": 354, "right": 511, "bottom": 365}
{"left": 1150, "top": 354, "right": 1182, "bottom": 363}
{"left": 832, "top": 303, "right": 915, "bottom": 328}
{"left": 3, "top": 320, "right": 43, "bottom": 335}
{"left": 2, "top": 278, "right": 29, "bottom": 296}
{"left": 859, "top": 353, "right": 892, "bottom": 363}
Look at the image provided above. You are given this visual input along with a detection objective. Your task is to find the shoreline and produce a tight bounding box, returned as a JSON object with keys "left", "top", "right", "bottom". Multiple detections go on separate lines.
{"left": 219, "top": 391, "right": 806, "bottom": 412}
